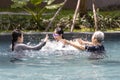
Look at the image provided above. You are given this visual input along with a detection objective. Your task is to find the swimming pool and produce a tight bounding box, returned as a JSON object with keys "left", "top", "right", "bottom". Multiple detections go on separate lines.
{"left": 0, "top": 33, "right": 120, "bottom": 80}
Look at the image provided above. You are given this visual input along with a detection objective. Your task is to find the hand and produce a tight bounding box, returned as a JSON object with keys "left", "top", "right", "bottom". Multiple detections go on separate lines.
{"left": 77, "top": 38, "right": 84, "bottom": 44}
{"left": 77, "top": 39, "right": 92, "bottom": 45}
{"left": 44, "top": 34, "right": 49, "bottom": 42}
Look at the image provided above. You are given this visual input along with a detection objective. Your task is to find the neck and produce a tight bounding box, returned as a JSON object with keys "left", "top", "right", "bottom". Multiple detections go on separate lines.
{"left": 93, "top": 42, "right": 101, "bottom": 45}
{"left": 58, "top": 37, "right": 63, "bottom": 41}
{"left": 17, "top": 40, "right": 22, "bottom": 43}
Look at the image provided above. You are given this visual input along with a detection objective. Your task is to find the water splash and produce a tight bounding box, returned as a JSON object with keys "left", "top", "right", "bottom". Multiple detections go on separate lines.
{"left": 0, "top": 40, "right": 90, "bottom": 62}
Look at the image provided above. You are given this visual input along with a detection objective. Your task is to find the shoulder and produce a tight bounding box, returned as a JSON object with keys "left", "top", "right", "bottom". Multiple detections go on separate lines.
{"left": 15, "top": 43, "right": 26, "bottom": 47}
{"left": 14, "top": 43, "right": 27, "bottom": 50}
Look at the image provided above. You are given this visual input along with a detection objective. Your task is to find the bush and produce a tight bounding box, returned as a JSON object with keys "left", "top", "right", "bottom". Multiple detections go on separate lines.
{"left": 0, "top": 14, "right": 46, "bottom": 31}
{"left": 0, "top": 10, "right": 119, "bottom": 31}
{"left": 79, "top": 12, "right": 120, "bottom": 31}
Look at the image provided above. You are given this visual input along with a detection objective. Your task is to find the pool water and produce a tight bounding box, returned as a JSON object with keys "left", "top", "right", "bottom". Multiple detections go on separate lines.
{"left": 0, "top": 39, "right": 120, "bottom": 80}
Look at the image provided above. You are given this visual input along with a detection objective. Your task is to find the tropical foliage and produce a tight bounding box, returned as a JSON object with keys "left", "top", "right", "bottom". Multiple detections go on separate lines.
{"left": 0, "top": 0, "right": 120, "bottom": 32}
{"left": 0, "top": 10, "right": 120, "bottom": 31}
{"left": 11, "top": 0, "right": 64, "bottom": 30}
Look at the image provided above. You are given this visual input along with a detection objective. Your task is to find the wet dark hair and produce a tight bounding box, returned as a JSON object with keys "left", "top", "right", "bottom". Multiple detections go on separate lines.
{"left": 55, "top": 27, "right": 64, "bottom": 39}
{"left": 12, "top": 29, "right": 22, "bottom": 51}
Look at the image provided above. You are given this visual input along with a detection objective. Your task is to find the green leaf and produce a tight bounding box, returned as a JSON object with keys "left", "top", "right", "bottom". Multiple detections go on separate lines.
{"left": 47, "top": 0, "right": 55, "bottom": 5}
{"left": 45, "top": 2, "right": 64, "bottom": 9}
{"left": 30, "top": 0, "right": 43, "bottom": 5}
{"left": 11, "top": 0, "right": 28, "bottom": 8}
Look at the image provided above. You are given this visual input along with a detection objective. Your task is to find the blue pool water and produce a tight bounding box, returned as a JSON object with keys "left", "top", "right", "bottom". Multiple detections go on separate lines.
{"left": 0, "top": 38, "right": 120, "bottom": 80}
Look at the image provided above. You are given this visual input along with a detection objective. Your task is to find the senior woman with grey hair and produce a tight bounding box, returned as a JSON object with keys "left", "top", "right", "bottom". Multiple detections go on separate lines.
{"left": 61, "top": 31, "right": 106, "bottom": 59}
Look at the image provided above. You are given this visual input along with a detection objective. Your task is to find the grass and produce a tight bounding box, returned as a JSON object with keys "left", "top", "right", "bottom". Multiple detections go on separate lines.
{"left": 106, "top": 28, "right": 120, "bottom": 32}
{"left": 68, "top": 28, "right": 120, "bottom": 32}
{"left": 99, "top": 10, "right": 120, "bottom": 18}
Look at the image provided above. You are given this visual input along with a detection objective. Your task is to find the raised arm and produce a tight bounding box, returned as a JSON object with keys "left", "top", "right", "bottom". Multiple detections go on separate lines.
{"left": 15, "top": 34, "right": 48, "bottom": 51}
{"left": 60, "top": 39, "right": 85, "bottom": 50}
{"left": 18, "top": 41, "right": 46, "bottom": 50}
{"left": 77, "top": 39, "right": 93, "bottom": 45}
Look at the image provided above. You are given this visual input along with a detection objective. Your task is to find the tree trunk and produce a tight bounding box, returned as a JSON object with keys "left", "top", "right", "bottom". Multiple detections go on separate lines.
{"left": 79, "top": 0, "right": 87, "bottom": 17}
{"left": 92, "top": 0, "right": 98, "bottom": 31}
{"left": 45, "top": 0, "right": 67, "bottom": 32}
{"left": 71, "top": 0, "right": 81, "bottom": 32}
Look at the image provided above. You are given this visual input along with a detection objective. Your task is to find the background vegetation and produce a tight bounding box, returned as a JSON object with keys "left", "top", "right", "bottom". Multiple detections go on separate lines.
{"left": 0, "top": 0, "right": 120, "bottom": 32}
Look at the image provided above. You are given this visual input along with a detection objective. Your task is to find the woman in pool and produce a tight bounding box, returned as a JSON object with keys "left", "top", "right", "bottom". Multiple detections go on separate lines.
{"left": 11, "top": 29, "right": 48, "bottom": 62}
{"left": 61, "top": 31, "right": 106, "bottom": 59}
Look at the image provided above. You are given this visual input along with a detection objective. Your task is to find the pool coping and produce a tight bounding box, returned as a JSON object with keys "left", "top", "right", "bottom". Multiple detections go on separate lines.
{"left": 0, "top": 32, "right": 120, "bottom": 41}
{"left": 0, "top": 31, "right": 120, "bottom": 35}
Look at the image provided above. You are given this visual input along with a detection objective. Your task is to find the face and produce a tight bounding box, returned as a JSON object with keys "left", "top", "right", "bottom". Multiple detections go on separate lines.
{"left": 91, "top": 35, "right": 97, "bottom": 44}
{"left": 18, "top": 34, "right": 24, "bottom": 43}
{"left": 53, "top": 31, "right": 62, "bottom": 41}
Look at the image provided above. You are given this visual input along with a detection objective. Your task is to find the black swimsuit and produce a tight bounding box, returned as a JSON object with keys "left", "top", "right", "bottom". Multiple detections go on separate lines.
{"left": 85, "top": 45, "right": 105, "bottom": 59}
{"left": 85, "top": 45, "right": 105, "bottom": 53}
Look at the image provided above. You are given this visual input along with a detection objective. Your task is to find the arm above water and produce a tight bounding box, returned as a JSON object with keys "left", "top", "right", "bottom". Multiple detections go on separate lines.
{"left": 68, "top": 41, "right": 85, "bottom": 50}
{"left": 18, "top": 41, "right": 46, "bottom": 50}
{"left": 77, "top": 38, "right": 93, "bottom": 45}
{"left": 60, "top": 39, "right": 85, "bottom": 50}
{"left": 15, "top": 34, "right": 48, "bottom": 51}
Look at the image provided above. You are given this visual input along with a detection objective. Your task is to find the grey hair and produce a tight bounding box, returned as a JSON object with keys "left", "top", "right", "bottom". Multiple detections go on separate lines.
{"left": 92, "top": 31, "right": 104, "bottom": 43}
